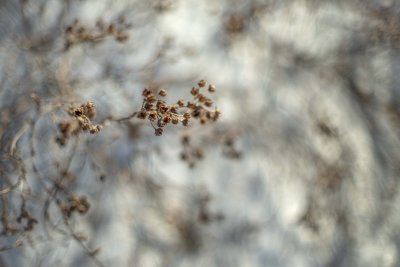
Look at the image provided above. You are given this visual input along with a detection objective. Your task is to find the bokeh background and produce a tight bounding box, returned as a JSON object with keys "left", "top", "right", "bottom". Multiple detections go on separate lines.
{"left": 1, "top": 0, "right": 400, "bottom": 266}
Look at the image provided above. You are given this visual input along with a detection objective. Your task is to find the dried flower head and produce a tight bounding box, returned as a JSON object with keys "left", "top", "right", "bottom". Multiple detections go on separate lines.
{"left": 208, "top": 84, "right": 216, "bottom": 93}
{"left": 191, "top": 87, "right": 199, "bottom": 96}
{"left": 177, "top": 99, "right": 185, "bottom": 107}
{"left": 68, "top": 101, "right": 102, "bottom": 135}
{"left": 198, "top": 80, "right": 206, "bottom": 87}
{"left": 159, "top": 89, "right": 167, "bottom": 97}
{"left": 155, "top": 128, "right": 163, "bottom": 136}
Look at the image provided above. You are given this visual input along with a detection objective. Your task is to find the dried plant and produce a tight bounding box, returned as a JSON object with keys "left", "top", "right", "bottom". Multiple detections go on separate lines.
{"left": 64, "top": 18, "right": 131, "bottom": 50}
{"left": 115, "top": 80, "right": 220, "bottom": 136}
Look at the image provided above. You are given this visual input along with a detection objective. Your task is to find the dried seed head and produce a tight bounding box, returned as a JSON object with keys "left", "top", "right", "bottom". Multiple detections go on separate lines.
{"left": 74, "top": 108, "right": 83, "bottom": 116}
{"left": 177, "top": 99, "right": 185, "bottom": 107}
{"left": 148, "top": 111, "right": 157, "bottom": 121}
{"left": 142, "top": 88, "right": 151, "bottom": 97}
{"left": 83, "top": 101, "right": 96, "bottom": 119}
{"left": 158, "top": 89, "right": 167, "bottom": 97}
{"left": 192, "top": 108, "right": 201, "bottom": 118}
{"left": 89, "top": 124, "right": 102, "bottom": 134}
{"left": 162, "top": 115, "right": 172, "bottom": 123}
{"left": 155, "top": 128, "right": 163, "bottom": 136}
{"left": 144, "top": 102, "right": 153, "bottom": 111}
{"left": 197, "top": 94, "right": 207, "bottom": 103}
{"left": 159, "top": 105, "right": 169, "bottom": 114}
{"left": 146, "top": 94, "right": 156, "bottom": 103}
{"left": 190, "top": 87, "right": 199, "bottom": 96}
{"left": 204, "top": 99, "right": 213, "bottom": 107}
{"left": 171, "top": 117, "right": 179, "bottom": 124}
{"left": 212, "top": 109, "right": 221, "bottom": 121}
{"left": 186, "top": 101, "right": 195, "bottom": 109}
{"left": 208, "top": 84, "right": 216, "bottom": 93}
{"left": 157, "top": 120, "right": 165, "bottom": 127}
{"left": 137, "top": 110, "right": 147, "bottom": 119}
{"left": 198, "top": 80, "right": 206, "bottom": 87}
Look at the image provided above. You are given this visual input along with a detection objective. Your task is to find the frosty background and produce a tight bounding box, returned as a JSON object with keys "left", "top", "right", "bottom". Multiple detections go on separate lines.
{"left": 1, "top": 0, "right": 400, "bottom": 266}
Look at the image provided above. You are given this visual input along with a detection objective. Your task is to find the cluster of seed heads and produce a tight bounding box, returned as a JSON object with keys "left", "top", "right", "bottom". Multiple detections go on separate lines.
{"left": 68, "top": 101, "right": 102, "bottom": 134}
{"left": 57, "top": 194, "right": 90, "bottom": 218}
{"left": 136, "top": 80, "right": 220, "bottom": 136}
{"left": 1, "top": 201, "right": 38, "bottom": 236}
{"left": 56, "top": 101, "right": 102, "bottom": 145}
{"left": 56, "top": 81, "right": 219, "bottom": 141}
{"left": 64, "top": 17, "right": 130, "bottom": 50}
